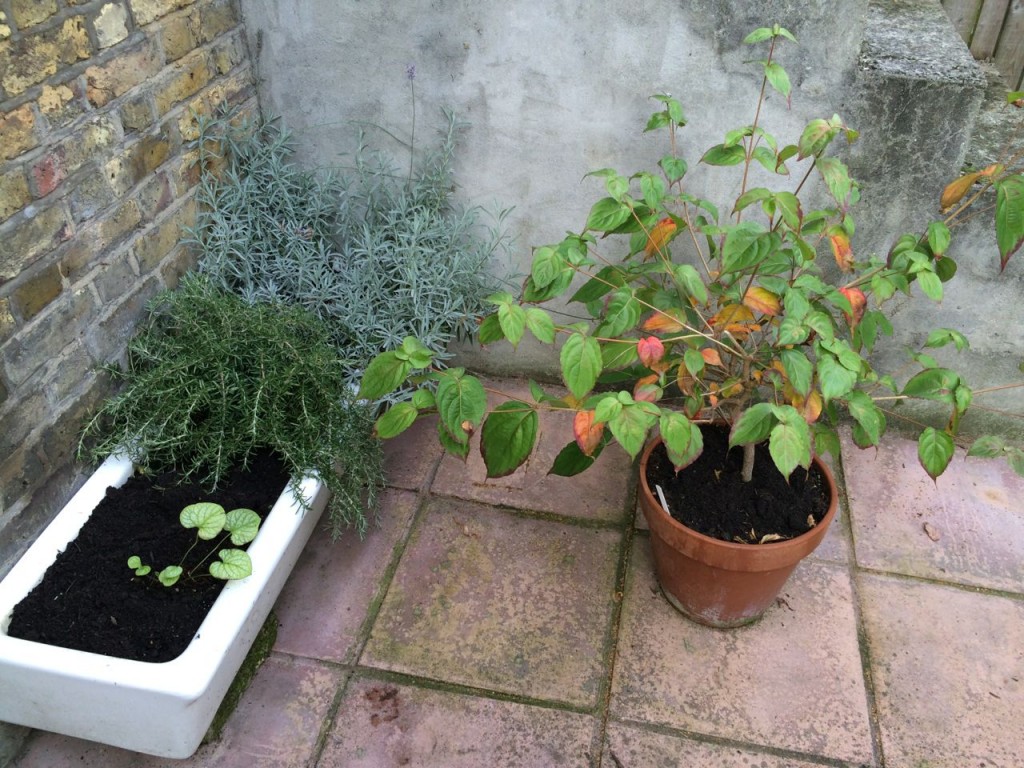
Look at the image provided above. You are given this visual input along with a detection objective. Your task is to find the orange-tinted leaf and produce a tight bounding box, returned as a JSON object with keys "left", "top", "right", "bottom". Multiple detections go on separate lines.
{"left": 710, "top": 304, "right": 755, "bottom": 329}
{"left": 839, "top": 286, "right": 867, "bottom": 329}
{"left": 675, "top": 365, "right": 695, "bottom": 395}
{"left": 940, "top": 171, "right": 984, "bottom": 211}
{"left": 644, "top": 217, "right": 677, "bottom": 259}
{"left": 637, "top": 336, "right": 666, "bottom": 367}
{"left": 642, "top": 309, "right": 686, "bottom": 333}
{"left": 743, "top": 286, "right": 781, "bottom": 316}
{"left": 700, "top": 348, "right": 723, "bottom": 366}
{"left": 829, "top": 230, "right": 853, "bottom": 272}
{"left": 573, "top": 410, "right": 605, "bottom": 456}
{"left": 786, "top": 384, "right": 823, "bottom": 423}
{"left": 634, "top": 381, "right": 663, "bottom": 403}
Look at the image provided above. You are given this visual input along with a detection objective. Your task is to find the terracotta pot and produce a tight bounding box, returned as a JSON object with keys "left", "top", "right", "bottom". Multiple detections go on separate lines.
{"left": 638, "top": 436, "right": 838, "bottom": 628}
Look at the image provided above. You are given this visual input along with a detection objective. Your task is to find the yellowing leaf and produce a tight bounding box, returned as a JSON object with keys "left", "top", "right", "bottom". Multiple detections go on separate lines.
{"left": 829, "top": 230, "right": 853, "bottom": 272}
{"left": 940, "top": 170, "right": 984, "bottom": 211}
{"left": 743, "top": 286, "right": 781, "bottom": 316}
{"left": 711, "top": 304, "right": 755, "bottom": 329}
{"left": 573, "top": 410, "right": 605, "bottom": 456}
{"left": 839, "top": 286, "right": 867, "bottom": 329}
{"left": 642, "top": 309, "right": 686, "bottom": 333}
{"left": 644, "top": 217, "right": 677, "bottom": 259}
{"left": 701, "top": 348, "right": 723, "bottom": 366}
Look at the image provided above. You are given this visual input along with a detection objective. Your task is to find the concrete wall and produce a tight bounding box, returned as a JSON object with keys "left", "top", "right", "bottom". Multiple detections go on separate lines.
{"left": 240, "top": 0, "right": 1021, "bottom": 431}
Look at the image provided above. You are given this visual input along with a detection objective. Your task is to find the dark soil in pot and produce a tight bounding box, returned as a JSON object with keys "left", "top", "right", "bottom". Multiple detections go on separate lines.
{"left": 6, "top": 450, "right": 289, "bottom": 663}
{"left": 645, "top": 424, "right": 830, "bottom": 544}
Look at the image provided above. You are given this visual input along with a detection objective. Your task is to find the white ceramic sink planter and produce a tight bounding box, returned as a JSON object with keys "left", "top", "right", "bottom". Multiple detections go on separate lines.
{"left": 0, "top": 453, "right": 327, "bottom": 758}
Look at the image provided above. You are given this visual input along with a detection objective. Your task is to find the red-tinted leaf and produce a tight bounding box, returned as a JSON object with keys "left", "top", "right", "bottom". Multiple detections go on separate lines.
{"left": 637, "top": 336, "right": 665, "bottom": 367}
{"left": 573, "top": 409, "right": 605, "bottom": 456}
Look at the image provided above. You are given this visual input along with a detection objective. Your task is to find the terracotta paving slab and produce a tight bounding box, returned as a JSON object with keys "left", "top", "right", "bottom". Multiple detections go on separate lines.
{"left": 382, "top": 414, "right": 444, "bottom": 490}
{"left": 9, "top": 655, "right": 344, "bottom": 768}
{"left": 611, "top": 538, "right": 874, "bottom": 765}
{"left": 274, "top": 488, "right": 418, "bottom": 663}
{"left": 603, "top": 721, "right": 839, "bottom": 767}
{"left": 842, "top": 430, "right": 1024, "bottom": 592}
{"left": 430, "top": 378, "right": 635, "bottom": 523}
{"left": 361, "top": 498, "right": 621, "bottom": 707}
{"left": 319, "top": 675, "right": 598, "bottom": 766}
{"left": 859, "top": 573, "right": 1024, "bottom": 768}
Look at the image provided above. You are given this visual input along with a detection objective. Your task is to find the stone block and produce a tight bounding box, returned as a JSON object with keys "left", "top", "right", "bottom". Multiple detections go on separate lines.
{"left": 196, "top": 0, "right": 237, "bottom": 43}
{"left": 0, "top": 298, "right": 14, "bottom": 342}
{"left": 0, "top": 17, "right": 92, "bottom": 95}
{"left": 133, "top": 205, "right": 181, "bottom": 271}
{"left": 37, "top": 82, "right": 85, "bottom": 130}
{"left": 135, "top": 171, "right": 173, "bottom": 220}
{"left": 209, "top": 29, "right": 245, "bottom": 75}
{"left": 85, "top": 38, "right": 163, "bottom": 107}
{"left": 30, "top": 151, "right": 67, "bottom": 198}
{"left": 105, "top": 129, "right": 174, "bottom": 195}
{"left": 129, "top": 0, "right": 196, "bottom": 27}
{"left": 95, "top": 198, "right": 143, "bottom": 254}
{"left": 0, "top": 381, "right": 46, "bottom": 458}
{"left": 160, "top": 10, "right": 198, "bottom": 61}
{"left": 93, "top": 2, "right": 130, "bottom": 49}
{"left": 0, "top": 13, "right": 10, "bottom": 41}
{"left": 11, "top": 0, "right": 58, "bottom": 29}
{"left": 152, "top": 49, "right": 212, "bottom": 116}
{"left": 68, "top": 169, "right": 116, "bottom": 223}
{"left": 0, "top": 104, "right": 38, "bottom": 161}
{"left": 0, "top": 203, "right": 72, "bottom": 281}
{"left": 0, "top": 167, "right": 30, "bottom": 222}
{"left": 84, "top": 276, "right": 160, "bottom": 363}
{"left": 120, "top": 93, "right": 156, "bottom": 132}
{"left": 1, "top": 287, "right": 96, "bottom": 386}
{"left": 12, "top": 263, "right": 63, "bottom": 320}
{"left": 92, "top": 245, "right": 140, "bottom": 303}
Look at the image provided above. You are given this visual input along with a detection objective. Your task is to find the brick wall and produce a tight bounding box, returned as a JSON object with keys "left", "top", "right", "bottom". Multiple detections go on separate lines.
{"left": 0, "top": 0, "right": 256, "bottom": 576}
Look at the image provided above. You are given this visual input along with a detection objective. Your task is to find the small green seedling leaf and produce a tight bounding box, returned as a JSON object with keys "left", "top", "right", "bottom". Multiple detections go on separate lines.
{"left": 127, "top": 555, "right": 151, "bottom": 577}
{"left": 159, "top": 565, "right": 183, "bottom": 587}
{"left": 210, "top": 549, "right": 253, "bottom": 581}
{"left": 224, "top": 508, "right": 261, "bottom": 545}
{"left": 180, "top": 502, "right": 227, "bottom": 540}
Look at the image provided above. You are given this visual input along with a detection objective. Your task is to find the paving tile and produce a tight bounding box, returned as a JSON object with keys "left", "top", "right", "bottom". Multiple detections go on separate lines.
{"left": 361, "top": 498, "right": 621, "bottom": 707}
{"left": 319, "top": 675, "right": 598, "bottom": 766}
{"left": 611, "top": 538, "right": 873, "bottom": 765}
{"left": 843, "top": 430, "right": 1024, "bottom": 592}
{"left": 199, "top": 654, "right": 344, "bottom": 767}
{"left": 382, "top": 414, "right": 444, "bottom": 490}
{"left": 430, "top": 378, "right": 635, "bottom": 523}
{"left": 603, "top": 721, "right": 843, "bottom": 767}
{"left": 859, "top": 573, "right": 1024, "bottom": 768}
{"left": 10, "top": 733, "right": 172, "bottom": 767}
{"left": 273, "top": 488, "right": 418, "bottom": 662}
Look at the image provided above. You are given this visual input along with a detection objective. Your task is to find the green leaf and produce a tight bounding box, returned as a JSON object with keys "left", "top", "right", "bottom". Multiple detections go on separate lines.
{"left": 673, "top": 264, "right": 708, "bottom": 304}
{"left": 660, "top": 411, "right": 703, "bottom": 470}
{"left": 586, "top": 197, "right": 633, "bottom": 232}
{"left": 480, "top": 401, "right": 539, "bottom": 478}
{"left": 769, "top": 409, "right": 811, "bottom": 479}
{"left": 773, "top": 191, "right": 803, "bottom": 230}
{"left": 967, "top": 434, "right": 1006, "bottom": 458}
{"left": 549, "top": 439, "right": 601, "bottom": 476}
{"left": 436, "top": 370, "right": 487, "bottom": 444}
{"left": 210, "top": 549, "right": 253, "bottom": 581}
{"left": 818, "top": 353, "right": 858, "bottom": 400}
{"left": 560, "top": 333, "right": 602, "bottom": 399}
{"left": 437, "top": 419, "right": 470, "bottom": 459}
{"left": 700, "top": 144, "right": 746, "bottom": 166}
{"left": 918, "top": 428, "right": 954, "bottom": 480}
{"left": 916, "top": 270, "right": 943, "bottom": 301}
{"left": 734, "top": 187, "right": 773, "bottom": 213}
{"left": 498, "top": 301, "right": 527, "bottom": 347}
{"left": 608, "top": 402, "right": 658, "bottom": 459}
{"left": 777, "top": 316, "right": 810, "bottom": 345}
{"left": 730, "top": 402, "right": 776, "bottom": 446}
{"left": 595, "top": 289, "right": 640, "bottom": 337}
{"left": 660, "top": 155, "right": 687, "bottom": 182}
{"left": 927, "top": 221, "right": 951, "bottom": 256}
{"left": 400, "top": 336, "right": 434, "bottom": 369}
{"left": 721, "top": 222, "right": 768, "bottom": 273}
{"left": 477, "top": 313, "right": 504, "bottom": 345}
{"left": 375, "top": 401, "right": 420, "bottom": 439}
{"left": 358, "top": 350, "right": 413, "bottom": 400}
{"left": 764, "top": 61, "right": 791, "bottom": 98}
{"left": 995, "top": 176, "right": 1024, "bottom": 270}
{"left": 683, "top": 348, "right": 705, "bottom": 377}
{"left": 525, "top": 308, "right": 556, "bottom": 343}
{"left": 180, "top": 502, "right": 226, "bottom": 540}
{"left": 158, "top": 566, "right": 183, "bottom": 587}
{"left": 780, "top": 349, "right": 813, "bottom": 397}
{"left": 224, "top": 508, "right": 261, "bottom": 545}
{"left": 530, "top": 246, "right": 562, "bottom": 288}
{"left": 744, "top": 27, "right": 774, "bottom": 43}
{"left": 902, "top": 368, "right": 960, "bottom": 403}
{"left": 1008, "top": 448, "right": 1024, "bottom": 477}
{"left": 924, "top": 328, "right": 969, "bottom": 352}
{"left": 845, "top": 391, "right": 885, "bottom": 446}
{"left": 798, "top": 118, "right": 836, "bottom": 159}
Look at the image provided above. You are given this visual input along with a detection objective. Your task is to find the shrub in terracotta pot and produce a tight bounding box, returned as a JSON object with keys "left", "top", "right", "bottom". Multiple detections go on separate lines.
{"left": 359, "top": 26, "right": 1024, "bottom": 626}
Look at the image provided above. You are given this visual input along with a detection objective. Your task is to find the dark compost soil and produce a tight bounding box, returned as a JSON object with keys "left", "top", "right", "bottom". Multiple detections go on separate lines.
{"left": 6, "top": 451, "right": 289, "bottom": 663}
{"left": 645, "top": 424, "right": 830, "bottom": 544}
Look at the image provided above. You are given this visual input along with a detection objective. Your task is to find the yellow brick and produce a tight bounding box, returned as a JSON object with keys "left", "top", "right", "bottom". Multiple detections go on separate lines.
{"left": 0, "top": 17, "right": 92, "bottom": 95}
{"left": 0, "top": 104, "right": 37, "bottom": 160}
{"left": 13, "top": 263, "right": 64, "bottom": 320}
{"left": 0, "top": 167, "right": 30, "bottom": 222}
{"left": 130, "top": 0, "right": 195, "bottom": 26}
{"left": 38, "top": 83, "right": 85, "bottom": 129}
{"left": 153, "top": 50, "right": 211, "bottom": 115}
{"left": 11, "top": 0, "right": 58, "bottom": 28}
{"left": 0, "top": 203, "right": 71, "bottom": 281}
{"left": 160, "top": 11, "right": 198, "bottom": 62}
{"left": 0, "top": 12, "right": 11, "bottom": 41}
{"left": 197, "top": 0, "right": 237, "bottom": 43}
{"left": 94, "top": 2, "right": 130, "bottom": 49}
{"left": 85, "top": 39, "right": 163, "bottom": 107}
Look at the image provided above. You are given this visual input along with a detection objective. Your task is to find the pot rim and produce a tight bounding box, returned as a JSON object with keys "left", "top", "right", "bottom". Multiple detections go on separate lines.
{"left": 638, "top": 434, "right": 839, "bottom": 554}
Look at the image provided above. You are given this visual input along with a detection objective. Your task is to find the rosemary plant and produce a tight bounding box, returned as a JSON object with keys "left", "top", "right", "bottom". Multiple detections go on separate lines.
{"left": 79, "top": 274, "right": 383, "bottom": 537}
